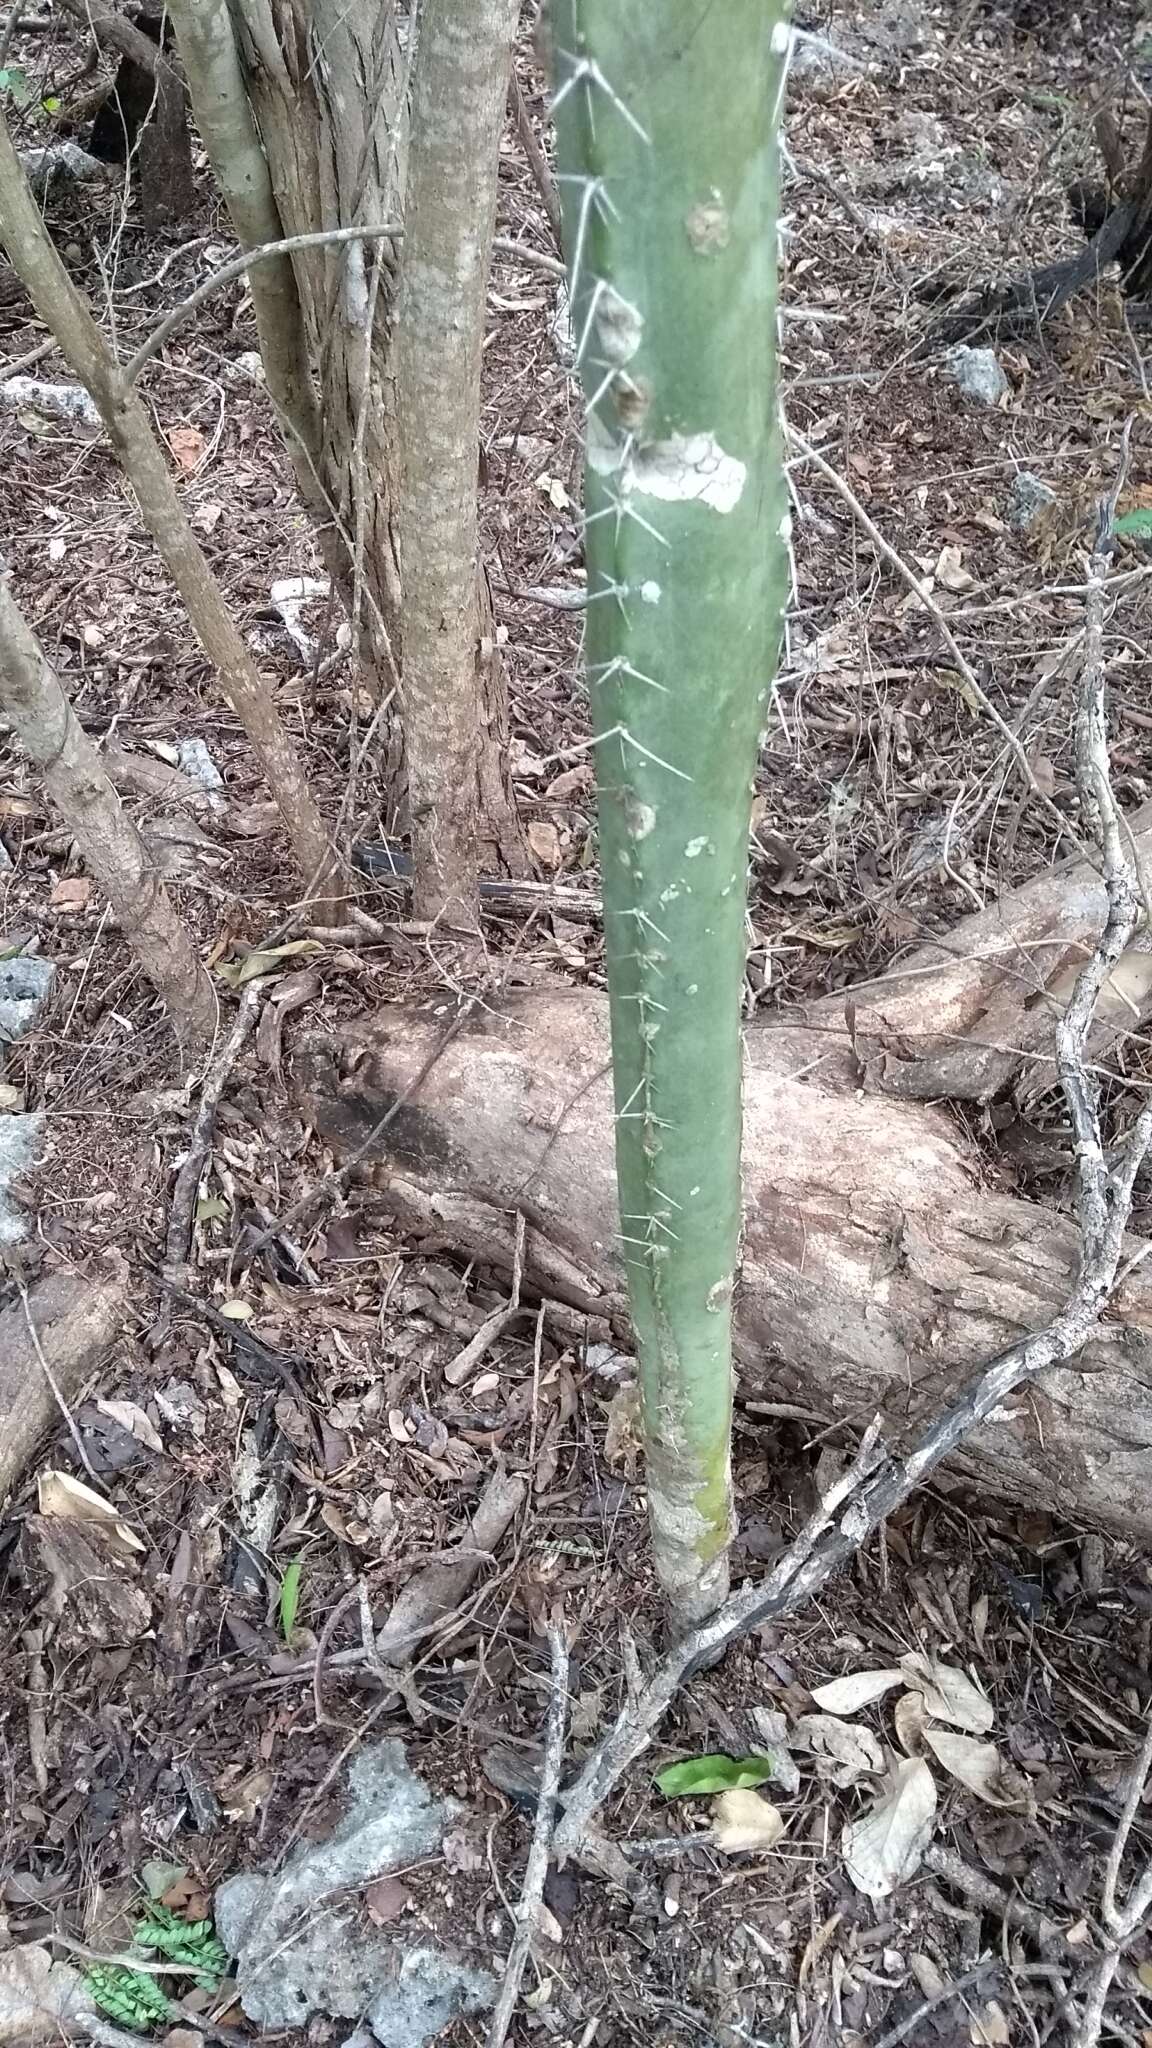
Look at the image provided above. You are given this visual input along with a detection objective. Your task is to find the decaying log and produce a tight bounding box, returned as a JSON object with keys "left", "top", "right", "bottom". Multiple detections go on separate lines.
{"left": 296, "top": 984, "right": 1152, "bottom": 1542}
{"left": 0, "top": 1271, "right": 124, "bottom": 1502}
{"left": 814, "top": 800, "right": 1152, "bottom": 1104}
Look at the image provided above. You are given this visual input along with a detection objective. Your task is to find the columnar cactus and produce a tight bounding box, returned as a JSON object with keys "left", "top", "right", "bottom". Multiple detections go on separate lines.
{"left": 551, "top": 2, "right": 791, "bottom": 1628}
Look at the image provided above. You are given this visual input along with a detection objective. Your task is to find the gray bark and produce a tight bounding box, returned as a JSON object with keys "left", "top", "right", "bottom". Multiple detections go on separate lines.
{"left": 0, "top": 1272, "right": 124, "bottom": 1505}
{"left": 222, "top": 0, "right": 527, "bottom": 879}
{"left": 0, "top": 559, "right": 217, "bottom": 1052}
{"left": 393, "top": 0, "right": 521, "bottom": 926}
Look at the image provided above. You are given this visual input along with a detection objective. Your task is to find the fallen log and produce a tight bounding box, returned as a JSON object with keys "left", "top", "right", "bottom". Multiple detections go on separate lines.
{"left": 0, "top": 1270, "right": 124, "bottom": 1503}
{"left": 809, "top": 799, "right": 1152, "bottom": 1105}
{"left": 297, "top": 984, "right": 1152, "bottom": 1542}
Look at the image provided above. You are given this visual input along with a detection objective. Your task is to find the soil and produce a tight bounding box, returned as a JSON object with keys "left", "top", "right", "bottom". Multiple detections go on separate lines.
{"left": 4, "top": 4, "right": 1152, "bottom": 2046}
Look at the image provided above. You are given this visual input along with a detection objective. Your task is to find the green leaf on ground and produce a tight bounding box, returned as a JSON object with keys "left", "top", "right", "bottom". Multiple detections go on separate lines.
{"left": 655, "top": 1752, "right": 778, "bottom": 1798}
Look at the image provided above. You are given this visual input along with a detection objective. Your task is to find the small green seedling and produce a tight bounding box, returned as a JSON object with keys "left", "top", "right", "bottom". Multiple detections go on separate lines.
{"left": 85, "top": 1898, "right": 229, "bottom": 2033}
{"left": 278, "top": 1556, "right": 304, "bottom": 1642}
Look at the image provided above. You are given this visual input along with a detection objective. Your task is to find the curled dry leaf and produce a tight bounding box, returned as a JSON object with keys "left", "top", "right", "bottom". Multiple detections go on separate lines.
{"left": 922, "top": 1727, "right": 1031, "bottom": 1809}
{"left": 36, "top": 1468, "right": 144, "bottom": 1557}
{"left": 809, "top": 1669, "right": 903, "bottom": 1715}
{"left": 793, "top": 1714, "right": 884, "bottom": 1789}
{"left": 711, "top": 1788, "right": 786, "bottom": 1854}
{"left": 899, "top": 1652, "right": 994, "bottom": 1733}
{"left": 894, "top": 1690, "right": 931, "bottom": 1756}
{"left": 95, "top": 1399, "right": 163, "bottom": 1455}
{"left": 842, "top": 1756, "right": 937, "bottom": 1900}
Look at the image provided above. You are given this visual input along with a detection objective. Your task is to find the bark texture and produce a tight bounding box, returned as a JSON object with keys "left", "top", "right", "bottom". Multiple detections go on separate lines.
{"left": 0, "top": 558, "right": 217, "bottom": 1051}
{"left": 296, "top": 827, "right": 1152, "bottom": 1541}
{"left": 0, "top": 1272, "right": 124, "bottom": 1504}
{"left": 394, "top": 0, "right": 521, "bottom": 926}
{"left": 225, "top": 0, "right": 526, "bottom": 875}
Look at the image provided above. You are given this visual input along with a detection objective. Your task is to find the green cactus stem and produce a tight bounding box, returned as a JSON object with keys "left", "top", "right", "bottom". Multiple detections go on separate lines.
{"left": 551, "top": 1, "right": 791, "bottom": 1629}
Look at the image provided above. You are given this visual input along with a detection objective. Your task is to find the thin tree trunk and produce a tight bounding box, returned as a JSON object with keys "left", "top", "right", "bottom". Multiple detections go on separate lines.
{"left": 393, "top": 0, "right": 521, "bottom": 927}
{"left": 167, "top": 0, "right": 358, "bottom": 619}
{"left": 224, "top": 0, "right": 528, "bottom": 884}
{"left": 0, "top": 558, "right": 217, "bottom": 1053}
{"left": 0, "top": 108, "right": 342, "bottom": 918}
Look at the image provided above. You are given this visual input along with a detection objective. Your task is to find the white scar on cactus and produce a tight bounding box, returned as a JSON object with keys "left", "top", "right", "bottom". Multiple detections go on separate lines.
{"left": 588, "top": 410, "right": 747, "bottom": 515}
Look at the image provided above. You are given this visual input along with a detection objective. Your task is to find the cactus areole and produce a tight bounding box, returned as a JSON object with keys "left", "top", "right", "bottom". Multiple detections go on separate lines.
{"left": 550, "top": 2, "right": 790, "bottom": 1630}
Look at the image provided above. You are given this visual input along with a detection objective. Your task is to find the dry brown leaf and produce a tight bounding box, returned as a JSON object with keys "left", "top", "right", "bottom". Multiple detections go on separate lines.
{"left": 894, "top": 1690, "right": 931, "bottom": 1756}
{"left": 809, "top": 1669, "right": 903, "bottom": 1715}
{"left": 711, "top": 1788, "right": 786, "bottom": 1853}
{"left": 218, "top": 1766, "right": 273, "bottom": 1821}
{"left": 95, "top": 1399, "right": 163, "bottom": 1455}
{"left": 36, "top": 1469, "right": 144, "bottom": 1556}
{"left": 970, "top": 2000, "right": 1010, "bottom": 2045}
{"left": 168, "top": 425, "right": 205, "bottom": 472}
{"left": 922, "top": 1728, "right": 1029, "bottom": 1809}
{"left": 934, "top": 543, "right": 974, "bottom": 592}
{"left": 793, "top": 1714, "right": 883, "bottom": 1788}
{"left": 365, "top": 1876, "right": 412, "bottom": 1925}
{"left": 842, "top": 1756, "right": 937, "bottom": 1899}
{"left": 899, "top": 1651, "right": 994, "bottom": 1733}
{"left": 546, "top": 764, "right": 592, "bottom": 800}
{"left": 48, "top": 875, "right": 92, "bottom": 911}
{"left": 527, "top": 819, "right": 562, "bottom": 868}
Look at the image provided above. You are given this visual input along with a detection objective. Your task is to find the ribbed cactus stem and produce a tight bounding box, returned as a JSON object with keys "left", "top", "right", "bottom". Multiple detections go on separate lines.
{"left": 551, "top": 3, "right": 790, "bottom": 1629}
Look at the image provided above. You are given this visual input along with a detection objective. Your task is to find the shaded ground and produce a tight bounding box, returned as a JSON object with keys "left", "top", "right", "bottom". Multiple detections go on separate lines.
{"left": 4, "top": 2, "right": 1152, "bottom": 2044}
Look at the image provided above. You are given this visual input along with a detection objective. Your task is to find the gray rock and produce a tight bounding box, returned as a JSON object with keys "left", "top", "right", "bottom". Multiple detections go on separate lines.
{"left": 1008, "top": 470, "right": 1058, "bottom": 533}
{"left": 943, "top": 345, "right": 1009, "bottom": 407}
{"left": 0, "top": 952, "right": 54, "bottom": 1043}
{"left": 365, "top": 1945, "right": 496, "bottom": 2048}
{"left": 0, "top": 1113, "right": 45, "bottom": 1246}
{"left": 216, "top": 1741, "right": 494, "bottom": 2041}
{"left": 176, "top": 738, "right": 224, "bottom": 793}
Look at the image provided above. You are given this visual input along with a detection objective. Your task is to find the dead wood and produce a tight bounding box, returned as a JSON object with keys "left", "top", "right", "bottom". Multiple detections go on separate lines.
{"left": 811, "top": 800, "right": 1152, "bottom": 1105}
{"left": 296, "top": 967, "right": 1152, "bottom": 1540}
{"left": 0, "top": 1271, "right": 124, "bottom": 1504}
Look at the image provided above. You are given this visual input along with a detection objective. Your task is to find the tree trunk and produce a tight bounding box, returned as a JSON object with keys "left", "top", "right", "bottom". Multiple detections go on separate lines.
{"left": 295, "top": 813, "right": 1152, "bottom": 1544}
{"left": 0, "top": 557, "right": 217, "bottom": 1054}
{"left": 394, "top": 0, "right": 520, "bottom": 928}
{"left": 223, "top": 0, "right": 528, "bottom": 881}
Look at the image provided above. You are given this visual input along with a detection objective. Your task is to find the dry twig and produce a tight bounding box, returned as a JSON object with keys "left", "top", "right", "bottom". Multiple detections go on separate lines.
{"left": 486, "top": 1616, "right": 569, "bottom": 2048}
{"left": 163, "top": 979, "right": 265, "bottom": 1278}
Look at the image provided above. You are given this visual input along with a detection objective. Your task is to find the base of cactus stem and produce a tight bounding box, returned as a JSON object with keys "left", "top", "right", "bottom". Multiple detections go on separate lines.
{"left": 652, "top": 1547, "right": 731, "bottom": 1636}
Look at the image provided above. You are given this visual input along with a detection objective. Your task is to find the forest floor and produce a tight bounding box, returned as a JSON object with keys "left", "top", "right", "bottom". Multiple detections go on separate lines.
{"left": 5, "top": 1, "right": 1152, "bottom": 2045}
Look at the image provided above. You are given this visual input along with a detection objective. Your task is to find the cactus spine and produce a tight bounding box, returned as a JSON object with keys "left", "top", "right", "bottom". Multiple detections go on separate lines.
{"left": 551, "top": 3, "right": 791, "bottom": 1629}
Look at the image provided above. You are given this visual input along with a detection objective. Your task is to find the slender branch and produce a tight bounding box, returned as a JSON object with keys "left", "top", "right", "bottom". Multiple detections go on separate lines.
{"left": 507, "top": 72, "right": 563, "bottom": 245}
{"left": 486, "top": 1618, "right": 569, "bottom": 2048}
{"left": 55, "top": 0, "right": 183, "bottom": 88}
{"left": 163, "top": 979, "right": 265, "bottom": 1277}
{"left": 124, "top": 223, "right": 403, "bottom": 383}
